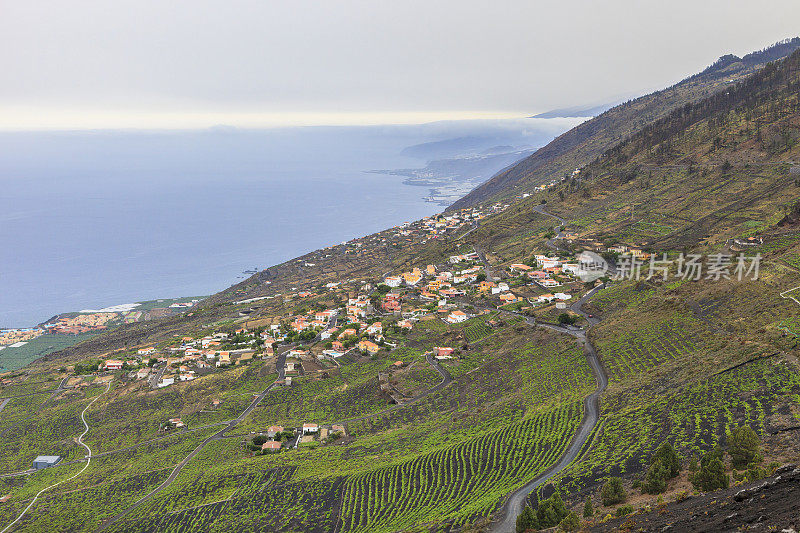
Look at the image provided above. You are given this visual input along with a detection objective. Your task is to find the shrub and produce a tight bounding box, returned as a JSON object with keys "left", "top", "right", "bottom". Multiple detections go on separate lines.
{"left": 583, "top": 496, "right": 593, "bottom": 518}
{"left": 558, "top": 511, "right": 580, "bottom": 532}
{"left": 691, "top": 450, "right": 729, "bottom": 491}
{"left": 652, "top": 442, "right": 681, "bottom": 477}
{"left": 601, "top": 477, "right": 626, "bottom": 505}
{"left": 727, "top": 425, "right": 761, "bottom": 469}
{"left": 534, "top": 492, "right": 569, "bottom": 529}
{"left": 643, "top": 460, "right": 669, "bottom": 494}
{"left": 516, "top": 505, "right": 538, "bottom": 532}
{"left": 644, "top": 442, "right": 681, "bottom": 494}
{"left": 615, "top": 504, "right": 634, "bottom": 517}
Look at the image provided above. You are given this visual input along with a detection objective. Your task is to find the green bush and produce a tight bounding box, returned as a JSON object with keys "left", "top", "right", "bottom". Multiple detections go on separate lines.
{"left": 615, "top": 504, "right": 634, "bottom": 517}
{"left": 516, "top": 505, "right": 538, "bottom": 532}
{"left": 601, "top": 477, "right": 626, "bottom": 505}
{"left": 517, "top": 492, "right": 570, "bottom": 531}
{"left": 643, "top": 460, "right": 668, "bottom": 494}
{"left": 583, "top": 496, "right": 593, "bottom": 518}
{"left": 691, "top": 449, "right": 729, "bottom": 491}
{"left": 558, "top": 511, "right": 580, "bottom": 532}
{"left": 652, "top": 442, "right": 681, "bottom": 477}
{"left": 534, "top": 492, "right": 569, "bottom": 529}
{"left": 727, "top": 425, "right": 761, "bottom": 469}
{"left": 644, "top": 442, "right": 681, "bottom": 494}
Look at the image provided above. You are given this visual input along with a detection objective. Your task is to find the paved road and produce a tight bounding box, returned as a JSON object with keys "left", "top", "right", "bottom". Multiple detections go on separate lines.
{"left": 0, "top": 398, "right": 10, "bottom": 414}
{"left": 533, "top": 205, "right": 570, "bottom": 253}
{"left": 473, "top": 244, "right": 498, "bottom": 282}
{"left": 148, "top": 364, "right": 166, "bottom": 389}
{"left": 489, "top": 287, "right": 608, "bottom": 533}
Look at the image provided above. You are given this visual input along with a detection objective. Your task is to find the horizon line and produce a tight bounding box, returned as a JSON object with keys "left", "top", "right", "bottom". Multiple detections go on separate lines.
{"left": 0, "top": 109, "right": 581, "bottom": 132}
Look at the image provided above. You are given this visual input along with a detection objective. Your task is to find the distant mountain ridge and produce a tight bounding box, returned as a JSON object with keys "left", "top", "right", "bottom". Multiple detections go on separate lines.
{"left": 448, "top": 37, "right": 800, "bottom": 210}
{"left": 529, "top": 100, "right": 621, "bottom": 119}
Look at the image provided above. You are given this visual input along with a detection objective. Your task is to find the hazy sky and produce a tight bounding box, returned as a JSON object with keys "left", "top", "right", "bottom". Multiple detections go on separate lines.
{"left": 2, "top": 0, "right": 799, "bottom": 129}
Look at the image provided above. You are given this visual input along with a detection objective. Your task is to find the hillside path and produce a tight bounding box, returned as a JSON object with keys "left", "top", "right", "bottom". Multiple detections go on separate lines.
{"left": 0, "top": 381, "right": 111, "bottom": 533}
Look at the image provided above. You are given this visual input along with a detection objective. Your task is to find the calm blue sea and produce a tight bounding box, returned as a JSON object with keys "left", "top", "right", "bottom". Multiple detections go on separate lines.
{"left": 0, "top": 119, "right": 574, "bottom": 327}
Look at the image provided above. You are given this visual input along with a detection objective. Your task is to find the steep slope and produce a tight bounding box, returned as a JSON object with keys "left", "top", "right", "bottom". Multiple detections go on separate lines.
{"left": 449, "top": 37, "right": 800, "bottom": 210}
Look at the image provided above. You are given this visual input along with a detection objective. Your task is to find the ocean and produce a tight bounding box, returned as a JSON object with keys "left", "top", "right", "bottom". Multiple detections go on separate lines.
{"left": 0, "top": 118, "right": 579, "bottom": 328}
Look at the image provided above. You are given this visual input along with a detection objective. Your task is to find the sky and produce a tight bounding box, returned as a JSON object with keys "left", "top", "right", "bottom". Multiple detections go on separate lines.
{"left": 2, "top": 0, "right": 800, "bottom": 130}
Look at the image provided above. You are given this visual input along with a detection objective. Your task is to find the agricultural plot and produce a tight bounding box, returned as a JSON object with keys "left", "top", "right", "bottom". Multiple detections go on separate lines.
{"left": 779, "top": 252, "right": 800, "bottom": 270}
{"left": 548, "top": 358, "right": 800, "bottom": 497}
{"left": 595, "top": 319, "right": 697, "bottom": 381}
{"left": 0, "top": 332, "right": 98, "bottom": 373}
{"left": 0, "top": 379, "right": 57, "bottom": 398}
{"left": 589, "top": 282, "right": 657, "bottom": 312}
{"left": 778, "top": 315, "right": 800, "bottom": 337}
{"left": 463, "top": 317, "right": 495, "bottom": 343}
{"left": 620, "top": 219, "right": 676, "bottom": 241}
{"left": 339, "top": 402, "right": 584, "bottom": 532}
{"left": 757, "top": 231, "right": 800, "bottom": 254}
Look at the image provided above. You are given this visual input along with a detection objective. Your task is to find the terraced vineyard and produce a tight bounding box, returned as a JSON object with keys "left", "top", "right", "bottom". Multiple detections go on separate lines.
{"left": 778, "top": 315, "right": 800, "bottom": 337}
{"left": 464, "top": 320, "right": 494, "bottom": 343}
{"left": 109, "top": 468, "right": 342, "bottom": 533}
{"left": 589, "top": 282, "right": 657, "bottom": 312}
{"left": 757, "top": 231, "right": 800, "bottom": 254}
{"left": 595, "top": 319, "right": 697, "bottom": 381}
{"left": 339, "top": 402, "right": 583, "bottom": 532}
{"left": 544, "top": 359, "right": 800, "bottom": 498}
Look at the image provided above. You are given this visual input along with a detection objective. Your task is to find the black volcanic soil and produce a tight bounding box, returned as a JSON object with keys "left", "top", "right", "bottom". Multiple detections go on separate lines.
{"left": 590, "top": 464, "right": 800, "bottom": 532}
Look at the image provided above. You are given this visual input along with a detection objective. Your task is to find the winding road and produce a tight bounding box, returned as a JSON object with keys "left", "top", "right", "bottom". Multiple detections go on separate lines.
{"left": 484, "top": 206, "right": 609, "bottom": 532}
{"left": 489, "top": 288, "right": 608, "bottom": 533}
{"left": 1, "top": 381, "right": 111, "bottom": 533}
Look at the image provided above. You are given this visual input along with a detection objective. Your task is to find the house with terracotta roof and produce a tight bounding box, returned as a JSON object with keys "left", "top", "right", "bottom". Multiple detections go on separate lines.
{"left": 302, "top": 423, "right": 319, "bottom": 434}
{"left": 261, "top": 441, "right": 282, "bottom": 453}
{"left": 358, "top": 340, "right": 380, "bottom": 355}
{"left": 447, "top": 310, "right": 469, "bottom": 324}
{"left": 104, "top": 359, "right": 124, "bottom": 371}
{"left": 477, "top": 280, "right": 497, "bottom": 294}
{"left": 499, "top": 293, "right": 521, "bottom": 304}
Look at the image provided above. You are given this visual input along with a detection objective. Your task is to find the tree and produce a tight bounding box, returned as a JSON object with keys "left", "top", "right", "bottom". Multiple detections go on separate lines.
{"left": 376, "top": 284, "right": 391, "bottom": 294}
{"left": 516, "top": 505, "right": 538, "bottom": 532}
{"left": 534, "top": 492, "right": 569, "bottom": 528}
{"left": 643, "top": 460, "right": 669, "bottom": 494}
{"left": 558, "top": 313, "right": 577, "bottom": 325}
{"left": 727, "top": 425, "right": 760, "bottom": 469}
{"left": 644, "top": 442, "right": 681, "bottom": 494}
{"left": 691, "top": 449, "right": 729, "bottom": 491}
{"left": 476, "top": 272, "right": 487, "bottom": 282}
{"left": 600, "top": 477, "right": 626, "bottom": 505}
{"left": 558, "top": 511, "right": 580, "bottom": 532}
{"left": 652, "top": 442, "right": 681, "bottom": 477}
{"left": 583, "top": 496, "right": 594, "bottom": 518}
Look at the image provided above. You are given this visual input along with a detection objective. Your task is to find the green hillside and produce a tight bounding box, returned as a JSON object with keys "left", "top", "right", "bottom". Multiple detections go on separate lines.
{"left": 2, "top": 42, "right": 800, "bottom": 533}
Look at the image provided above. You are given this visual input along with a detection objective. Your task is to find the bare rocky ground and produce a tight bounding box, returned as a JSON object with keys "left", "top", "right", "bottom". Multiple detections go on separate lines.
{"left": 589, "top": 464, "right": 800, "bottom": 532}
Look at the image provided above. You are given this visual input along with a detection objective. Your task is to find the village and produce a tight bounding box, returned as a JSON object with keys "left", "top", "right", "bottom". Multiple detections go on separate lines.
{"left": 72, "top": 198, "right": 634, "bottom": 460}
